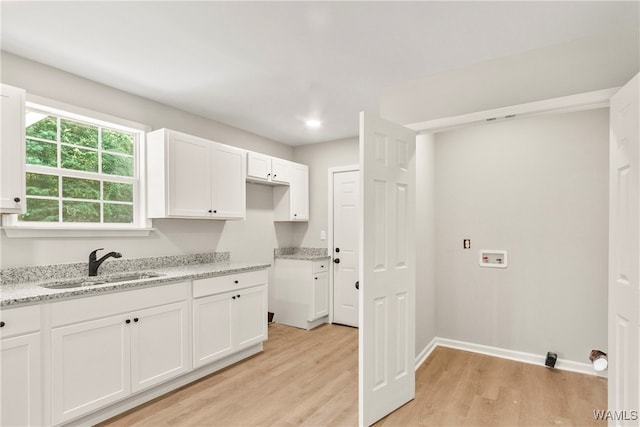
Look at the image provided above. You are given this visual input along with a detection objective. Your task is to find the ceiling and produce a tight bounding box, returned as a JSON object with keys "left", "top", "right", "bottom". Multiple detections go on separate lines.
{"left": 1, "top": 1, "right": 638, "bottom": 146}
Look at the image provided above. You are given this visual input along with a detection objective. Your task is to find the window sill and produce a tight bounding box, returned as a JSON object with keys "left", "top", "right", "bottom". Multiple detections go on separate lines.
{"left": 2, "top": 226, "right": 155, "bottom": 238}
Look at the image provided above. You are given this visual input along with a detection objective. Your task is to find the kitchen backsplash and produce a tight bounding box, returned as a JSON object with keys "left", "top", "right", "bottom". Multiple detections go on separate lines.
{"left": 0, "top": 252, "right": 230, "bottom": 285}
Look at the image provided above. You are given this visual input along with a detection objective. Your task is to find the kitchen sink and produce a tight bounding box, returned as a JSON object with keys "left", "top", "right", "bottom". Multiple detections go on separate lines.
{"left": 40, "top": 272, "right": 165, "bottom": 289}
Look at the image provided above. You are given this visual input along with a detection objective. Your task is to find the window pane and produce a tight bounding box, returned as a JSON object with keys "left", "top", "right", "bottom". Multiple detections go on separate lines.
{"left": 26, "top": 115, "right": 57, "bottom": 141}
{"left": 102, "top": 153, "right": 133, "bottom": 177}
{"left": 19, "top": 198, "right": 59, "bottom": 222}
{"left": 61, "top": 145, "right": 98, "bottom": 172}
{"left": 63, "top": 200, "right": 100, "bottom": 222}
{"left": 26, "top": 173, "right": 59, "bottom": 197}
{"left": 103, "top": 182, "right": 133, "bottom": 202}
{"left": 62, "top": 177, "right": 100, "bottom": 200}
{"left": 61, "top": 119, "right": 98, "bottom": 148}
{"left": 26, "top": 139, "right": 57, "bottom": 167}
{"left": 102, "top": 129, "right": 133, "bottom": 155}
{"left": 104, "top": 203, "right": 133, "bottom": 223}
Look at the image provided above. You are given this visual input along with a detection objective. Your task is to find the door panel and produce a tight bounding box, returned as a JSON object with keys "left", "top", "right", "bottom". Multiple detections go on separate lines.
{"left": 130, "top": 301, "right": 189, "bottom": 393}
{"left": 1, "top": 333, "right": 41, "bottom": 426}
{"left": 193, "top": 293, "right": 233, "bottom": 367}
{"left": 609, "top": 73, "right": 640, "bottom": 425}
{"left": 359, "top": 112, "right": 416, "bottom": 426}
{"left": 167, "top": 134, "right": 212, "bottom": 217}
{"left": 51, "top": 315, "right": 130, "bottom": 425}
{"left": 234, "top": 286, "right": 267, "bottom": 350}
{"left": 212, "top": 144, "right": 246, "bottom": 218}
{"left": 333, "top": 170, "right": 360, "bottom": 327}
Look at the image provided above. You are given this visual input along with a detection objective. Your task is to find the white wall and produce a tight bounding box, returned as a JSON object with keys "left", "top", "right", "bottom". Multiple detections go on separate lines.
{"left": 0, "top": 52, "right": 295, "bottom": 270}
{"left": 415, "top": 134, "right": 436, "bottom": 354}
{"left": 434, "top": 109, "right": 609, "bottom": 362}
{"left": 292, "top": 137, "right": 359, "bottom": 248}
{"left": 380, "top": 29, "right": 639, "bottom": 125}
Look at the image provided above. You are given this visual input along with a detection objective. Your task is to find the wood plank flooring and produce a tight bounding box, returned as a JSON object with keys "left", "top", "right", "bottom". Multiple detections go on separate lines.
{"left": 99, "top": 323, "right": 606, "bottom": 427}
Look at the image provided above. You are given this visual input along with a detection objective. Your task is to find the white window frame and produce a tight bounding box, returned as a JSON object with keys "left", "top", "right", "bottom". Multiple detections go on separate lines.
{"left": 2, "top": 95, "right": 153, "bottom": 237}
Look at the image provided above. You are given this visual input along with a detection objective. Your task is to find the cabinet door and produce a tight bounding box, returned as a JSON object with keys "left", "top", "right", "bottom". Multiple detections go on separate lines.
{"left": 233, "top": 285, "right": 267, "bottom": 350}
{"left": 130, "top": 301, "right": 189, "bottom": 393}
{"left": 1, "top": 332, "right": 41, "bottom": 427}
{"left": 310, "top": 272, "right": 329, "bottom": 321}
{"left": 193, "top": 293, "right": 233, "bottom": 368}
{"left": 291, "top": 163, "right": 309, "bottom": 220}
{"left": 52, "top": 315, "right": 130, "bottom": 425}
{"left": 211, "top": 143, "right": 246, "bottom": 219}
{"left": 167, "top": 132, "right": 212, "bottom": 217}
{"left": 0, "top": 84, "right": 26, "bottom": 214}
{"left": 271, "top": 158, "right": 291, "bottom": 184}
{"left": 247, "top": 151, "right": 271, "bottom": 182}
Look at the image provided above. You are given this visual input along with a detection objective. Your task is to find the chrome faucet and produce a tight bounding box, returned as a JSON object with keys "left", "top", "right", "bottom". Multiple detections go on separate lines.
{"left": 88, "top": 248, "right": 122, "bottom": 276}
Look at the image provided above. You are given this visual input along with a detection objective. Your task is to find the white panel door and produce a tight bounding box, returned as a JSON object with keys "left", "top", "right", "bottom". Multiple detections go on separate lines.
{"left": 51, "top": 315, "right": 130, "bottom": 425}
{"left": 211, "top": 143, "right": 246, "bottom": 219}
{"left": 193, "top": 293, "right": 233, "bottom": 368}
{"left": 333, "top": 169, "right": 360, "bottom": 327}
{"left": 0, "top": 84, "right": 26, "bottom": 214}
{"left": 247, "top": 151, "right": 271, "bottom": 181}
{"left": 291, "top": 163, "right": 309, "bottom": 220}
{"left": 1, "top": 332, "right": 41, "bottom": 427}
{"left": 130, "top": 301, "right": 189, "bottom": 393}
{"left": 167, "top": 133, "right": 212, "bottom": 217}
{"left": 311, "top": 271, "right": 330, "bottom": 321}
{"left": 609, "top": 72, "right": 640, "bottom": 426}
{"left": 233, "top": 285, "right": 267, "bottom": 350}
{"left": 359, "top": 112, "right": 416, "bottom": 426}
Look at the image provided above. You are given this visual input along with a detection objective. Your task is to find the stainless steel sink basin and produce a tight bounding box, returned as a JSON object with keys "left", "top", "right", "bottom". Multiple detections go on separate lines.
{"left": 40, "top": 272, "right": 164, "bottom": 289}
{"left": 104, "top": 272, "right": 164, "bottom": 283}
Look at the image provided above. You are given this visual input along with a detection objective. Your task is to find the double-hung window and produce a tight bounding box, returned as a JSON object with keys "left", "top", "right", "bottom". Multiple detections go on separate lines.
{"left": 4, "top": 100, "right": 149, "bottom": 234}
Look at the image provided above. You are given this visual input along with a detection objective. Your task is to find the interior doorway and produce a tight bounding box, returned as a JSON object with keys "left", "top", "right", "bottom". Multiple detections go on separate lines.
{"left": 328, "top": 166, "right": 359, "bottom": 327}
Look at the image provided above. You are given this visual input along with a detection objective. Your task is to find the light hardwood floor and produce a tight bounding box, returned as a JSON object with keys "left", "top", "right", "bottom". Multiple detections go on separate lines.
{"left": 99, "top": 323, "right": 606, "bottom": 427}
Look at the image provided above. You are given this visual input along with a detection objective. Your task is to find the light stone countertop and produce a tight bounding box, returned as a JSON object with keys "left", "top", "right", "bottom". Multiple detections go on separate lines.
{"left": 0, "top": 262, "right": 270, "bottom": 308}
{"left": 273, "top": 247, "right": 330, "bottom": 261}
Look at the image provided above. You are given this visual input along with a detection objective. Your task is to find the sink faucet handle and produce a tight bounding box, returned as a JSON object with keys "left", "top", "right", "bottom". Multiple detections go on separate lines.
{"left": 89, "top": 248, "right": 104, "bottom": 260}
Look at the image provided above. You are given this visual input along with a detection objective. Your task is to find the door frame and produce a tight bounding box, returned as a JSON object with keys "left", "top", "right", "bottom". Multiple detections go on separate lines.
{"left": 397, "top": 84, "right": 630, "bottom": 413}
{"left": 328, "top": 164, "right": 359, "bottom": 324}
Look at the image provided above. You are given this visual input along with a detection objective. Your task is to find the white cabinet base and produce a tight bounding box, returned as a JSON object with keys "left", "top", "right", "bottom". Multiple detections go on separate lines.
{"left": 274, "top": 259, "right": 330, "bottom": 330}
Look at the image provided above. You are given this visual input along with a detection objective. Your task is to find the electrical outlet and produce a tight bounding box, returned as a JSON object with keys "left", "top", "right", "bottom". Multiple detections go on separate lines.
{"left": 320, "top": 230, "right": 326, "bottom": 240}
{"left": 463, "top": 239, "right": 471, "bottom": 249}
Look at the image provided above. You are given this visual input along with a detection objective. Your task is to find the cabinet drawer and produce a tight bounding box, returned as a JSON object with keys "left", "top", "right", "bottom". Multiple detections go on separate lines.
{"left": 313, "top": 260, "right": 329, "bottom": 273}
{"left": 193, "top": 269, "right": 267, "bottom": 298}
{"left": 0, "top": 305, "right": 40, "bottom": 338}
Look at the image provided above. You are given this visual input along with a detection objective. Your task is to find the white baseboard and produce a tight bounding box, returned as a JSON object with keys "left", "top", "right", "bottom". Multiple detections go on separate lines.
{"left": 415, "top": 337, "right": 606, "bottom": 378}
{"left": 414, "top": 336, "right": 438, "bottom": 369}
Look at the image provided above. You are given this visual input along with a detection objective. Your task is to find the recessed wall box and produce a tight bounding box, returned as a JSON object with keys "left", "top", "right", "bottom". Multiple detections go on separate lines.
{"left": 479, "top": 250, "right": 508, "bottom": 268}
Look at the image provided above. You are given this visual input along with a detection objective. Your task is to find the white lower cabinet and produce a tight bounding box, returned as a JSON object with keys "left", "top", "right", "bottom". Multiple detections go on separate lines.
{"left": 50, "top": 282, "right": 190, "bottom": 425}
{"left": 0, "top": 305, "right": 41, "bottom": 427}
{"left": 51, "top": 314, "right": 130, "bottom": 424}
{"left": 193, "top": 270, "right": 268, "bottom": 368}
{"left": 274, "top": 259, "right": 330, "bottom": 330}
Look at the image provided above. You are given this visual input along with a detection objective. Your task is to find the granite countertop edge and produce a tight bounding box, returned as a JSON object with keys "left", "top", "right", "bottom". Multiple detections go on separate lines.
{"left": 0, "top": 262, "right": 271, "bottom": 308}
{"left": 274, "top": 254, "right": 332, "bottom": 261}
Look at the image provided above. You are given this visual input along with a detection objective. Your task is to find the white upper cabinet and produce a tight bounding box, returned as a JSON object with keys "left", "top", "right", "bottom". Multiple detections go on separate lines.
{"left": 0, "top": 84, "right": 26, "bottom": 214}
{"left": 147, "top": 129, "right": 246, "bottom": 220}
{"left": 246, "top": 152, "right": 291, "bottom": 184}
{"left": 271, "top": 157, "right": 292, "bottom": 184}
{"left": 273, "top": 162, "right": 309, "bottom": 221}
